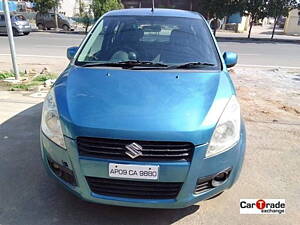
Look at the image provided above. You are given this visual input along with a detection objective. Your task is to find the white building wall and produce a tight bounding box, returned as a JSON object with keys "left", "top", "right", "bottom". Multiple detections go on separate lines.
{"left": 284, "top": 9, "right": 300, "bottom": 35}
{"left": 59, "top": 0, "right": 92, "bottom": 17}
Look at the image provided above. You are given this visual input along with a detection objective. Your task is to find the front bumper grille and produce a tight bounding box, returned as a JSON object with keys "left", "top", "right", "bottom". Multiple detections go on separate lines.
{"left": 86, "top": 177, "right": 183, "bottom": 199}
{"left": 77, "top": 137, "right": 194, "bottom": 162}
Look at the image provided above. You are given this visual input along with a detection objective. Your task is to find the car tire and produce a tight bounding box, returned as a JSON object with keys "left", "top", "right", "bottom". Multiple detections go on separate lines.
{"left": 12, "top": 28, "right": 19, "bottom": 36}
{"left": 24, "top": 32, "right": 30, "bottom": 35}
{"left": 62, "top": 24, "right": 70, "bottom": 31}
{"left": 37, "top": 24, "right": 44, "bottom": 30}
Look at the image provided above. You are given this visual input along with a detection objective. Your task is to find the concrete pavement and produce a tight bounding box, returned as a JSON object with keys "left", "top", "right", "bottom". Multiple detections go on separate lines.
{"left": 217, "top": 24, "right": 300, "bottom": 42}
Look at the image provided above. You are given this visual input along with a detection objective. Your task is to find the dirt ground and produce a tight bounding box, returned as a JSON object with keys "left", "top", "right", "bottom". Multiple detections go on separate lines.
{"left": 231, "top": 67, "right": 300, "bottom": 124}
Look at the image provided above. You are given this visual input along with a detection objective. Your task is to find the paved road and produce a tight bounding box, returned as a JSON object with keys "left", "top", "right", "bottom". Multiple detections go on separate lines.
{"left": 0, "top": 32, "right": 300, "bottom": 70}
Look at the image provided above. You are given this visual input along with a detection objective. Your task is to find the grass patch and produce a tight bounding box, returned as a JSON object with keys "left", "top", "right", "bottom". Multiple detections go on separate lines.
{"left": 32, "top": 74, "right": 57, "bottom": 82}
{"left": 0, "top": 72, "right": 58, "bottom": 91}
{"left": 0, "top": 72, "right": 15, "bottom": 80}
{"left": 9, "top": 81, "right": 42, "bottom": 91}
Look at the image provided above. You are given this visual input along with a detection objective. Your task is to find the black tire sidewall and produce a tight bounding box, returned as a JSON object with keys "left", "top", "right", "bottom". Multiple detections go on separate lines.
{"left": 63, "top": 24, "right": 69, "bottom": 31}
{"left": 12, "top": 28, "right": 18, "bottom": 36}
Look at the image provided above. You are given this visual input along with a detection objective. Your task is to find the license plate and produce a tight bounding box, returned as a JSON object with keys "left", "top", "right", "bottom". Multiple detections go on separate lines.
{"left": 109, "top": 163, "right": 159, "bottom": 180}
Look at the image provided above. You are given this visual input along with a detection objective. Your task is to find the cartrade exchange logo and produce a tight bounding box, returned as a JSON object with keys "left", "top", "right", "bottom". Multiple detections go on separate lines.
{"left": 240, "top": 199, "right": 285, "bottom": 214}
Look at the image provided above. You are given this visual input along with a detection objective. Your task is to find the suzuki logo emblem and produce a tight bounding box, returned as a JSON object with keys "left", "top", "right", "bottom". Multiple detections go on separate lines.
{"left": 125, "top": 142, "right": 143, "bottom": 159}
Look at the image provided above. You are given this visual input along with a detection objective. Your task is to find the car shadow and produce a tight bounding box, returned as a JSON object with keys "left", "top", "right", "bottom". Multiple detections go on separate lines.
{"left": 0, "top": 103, "right": 199, "bottom": 225}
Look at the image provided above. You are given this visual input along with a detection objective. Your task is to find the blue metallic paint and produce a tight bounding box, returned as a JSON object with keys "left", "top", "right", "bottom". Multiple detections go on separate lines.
{"left": 40, "top": 122, "right": 246, "bottom": 208}
{"left": 41, "top": 8, "right": 246, "bottom": 209}
{"left": 223, "top": 52, "right": 238, "bottom": 68}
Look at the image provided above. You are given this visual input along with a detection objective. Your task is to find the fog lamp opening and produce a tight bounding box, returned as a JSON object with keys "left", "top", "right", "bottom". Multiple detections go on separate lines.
{"left": 211, "top": 169, "right": 231, "bottom": 187}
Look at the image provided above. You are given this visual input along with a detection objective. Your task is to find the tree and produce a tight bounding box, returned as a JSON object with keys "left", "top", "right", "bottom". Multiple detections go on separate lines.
{"left": 34, "top": 0, "right": 59, "bottom": 14}
{"left": 244, "top": 0, "right": 268, "bottom": 38}
{"left": 78, "top": 0, "right": 92, "bottom": 33}
{"left": 267, "top": 0, "right": 299, "bottom": 39}
{"left": 196, "top": 0, "right": 244, "bottom": 36}
{"left": 91, "top": 0, "right": 123, "bottom": 19}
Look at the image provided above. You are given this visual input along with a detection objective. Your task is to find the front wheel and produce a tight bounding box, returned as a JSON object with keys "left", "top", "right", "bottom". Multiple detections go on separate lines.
{"left": 12, "top": 28, "right": 19, "bottom": 36}
{"left": 37, "top": 23, "right": 44, "bottom": 30}
{"left": 62, "top": 24, "right": 70, "bottom": 31}
{"left": 24, "top": 32, "right": 30, "bottom": 35}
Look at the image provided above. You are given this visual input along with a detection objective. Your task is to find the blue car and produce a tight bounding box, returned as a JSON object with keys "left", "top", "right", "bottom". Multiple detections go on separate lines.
{"left": 40, "top": 8, "right": 246, "bottom": 209}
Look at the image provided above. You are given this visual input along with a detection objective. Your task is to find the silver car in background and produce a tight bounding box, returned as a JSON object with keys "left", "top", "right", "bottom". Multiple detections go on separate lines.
{"left": 0, "top": 13, "right": 31, "bottom": 36}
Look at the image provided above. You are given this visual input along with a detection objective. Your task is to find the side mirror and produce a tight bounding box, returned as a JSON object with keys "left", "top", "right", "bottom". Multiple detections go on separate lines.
{"left": 223, "top": 52, "right": 238, "bottom": 68}
{"left": 67, "top": 46, "right": 79, "bottom": 60}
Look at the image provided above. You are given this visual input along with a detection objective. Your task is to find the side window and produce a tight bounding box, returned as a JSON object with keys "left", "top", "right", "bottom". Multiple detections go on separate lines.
{"left": 0, "top": 15, "right": 5, "bottom": 21}
{"left": 78, "top": 20, "right": 105, "bottom": 61}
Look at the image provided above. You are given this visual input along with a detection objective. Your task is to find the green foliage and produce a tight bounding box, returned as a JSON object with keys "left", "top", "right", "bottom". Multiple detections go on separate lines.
{"left": 0, "top": 72, "right": 58, "bottom": 91}
{"left": 266, "top": 0, "right": 299, "bottom": 38}
{"left": 244, "top": 0, "right": 268, "bottom": 22}
{"left": 242, "top": 0, "right": 268, "bottom": 38}
{"left": 34, "top": 0, "right": 60, "bottom": 13}
{"left": 32, "top": 74, "right": 57, "bottom": 82}
{"left": 9, "top": 82, "right": 41, "bottom": 91}
{"left": 91, "top": 0, "right": 123, "bottom": 19}
{"left": 267, "top": 0, "right": 299, "bottom": 18}
{"left": 196, "top": 0, "right": 243, "bottom": 19}
{"left": 0, "top": 72, "right": 14, "bottom": 80}
{"left": 78, "top": 0, "right": 93, "bottom": 33}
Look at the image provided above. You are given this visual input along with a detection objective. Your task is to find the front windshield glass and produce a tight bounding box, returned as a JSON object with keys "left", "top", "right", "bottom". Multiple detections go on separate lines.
{"left": 14, "top": 15, "right": 26, "bottom": 21}
{"left": 76, "top": 16, "right": 221, "bottom": 69}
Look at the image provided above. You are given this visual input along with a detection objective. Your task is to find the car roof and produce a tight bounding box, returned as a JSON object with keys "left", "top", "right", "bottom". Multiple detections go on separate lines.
{"left": 104, "top": 8, "right": 202, "bottom": 19}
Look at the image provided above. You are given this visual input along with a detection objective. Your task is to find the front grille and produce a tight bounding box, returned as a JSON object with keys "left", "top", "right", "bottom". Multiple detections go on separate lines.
{"left": 77, "top": 137, "right": 194, "bottom": 162}
{"left": 86, "top": 177, "right": 183, "bottom": 199}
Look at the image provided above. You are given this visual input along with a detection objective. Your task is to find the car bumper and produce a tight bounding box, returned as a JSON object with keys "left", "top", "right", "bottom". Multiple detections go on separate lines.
{"left": 16, "top": 26, "right": 31, "bottom": 33}
{"left": 40, "top": 123, "right": 246, "bottom": 209}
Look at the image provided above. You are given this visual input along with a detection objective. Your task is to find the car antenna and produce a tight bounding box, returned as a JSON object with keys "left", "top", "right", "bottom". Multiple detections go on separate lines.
{"left": 151, "top": 0, "right": 155, "bottom": 12}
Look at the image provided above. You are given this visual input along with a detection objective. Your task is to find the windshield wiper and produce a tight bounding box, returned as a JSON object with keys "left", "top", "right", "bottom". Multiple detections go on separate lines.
{"left": 168, "top": 62, "right": 216, "bottom": 69}
{"left": 79, "top": 60, "right": 169, "bottom": 69}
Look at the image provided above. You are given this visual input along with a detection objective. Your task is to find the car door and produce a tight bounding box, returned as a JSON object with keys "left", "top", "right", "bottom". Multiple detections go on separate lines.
{"left": 47, "top": 14, "right": 56, "bottom": 28}
{"left": 0, "top": 15, "right": 6, "bottom": 33}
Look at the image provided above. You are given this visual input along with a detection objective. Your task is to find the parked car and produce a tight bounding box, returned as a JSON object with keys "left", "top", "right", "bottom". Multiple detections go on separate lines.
{"left": 36, "top": 13, "right": 75, "bottom": 31}
{"left": 40, "top": 8, "right": 246, "bottom": 209}
{"left": 0, "top": 13, "right": 31, "bottom": 36}
{"left": 278, "top": 16, "right": 286, "bottom": 29}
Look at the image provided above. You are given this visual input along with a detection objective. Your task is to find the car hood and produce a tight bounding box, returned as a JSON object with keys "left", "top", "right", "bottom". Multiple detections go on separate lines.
{"left": 54, "top": 66, "right": 234, "bottom": 145}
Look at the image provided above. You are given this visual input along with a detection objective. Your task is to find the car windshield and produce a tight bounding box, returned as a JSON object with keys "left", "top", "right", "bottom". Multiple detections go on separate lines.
{"left": 76, "top": 16, "right": 221, "bottom": 70}
{"left": 14, "top": 15, "right": 26, "bottom": 21}
{"left": 59, "top": 14, "right": 67, "bottom": 20}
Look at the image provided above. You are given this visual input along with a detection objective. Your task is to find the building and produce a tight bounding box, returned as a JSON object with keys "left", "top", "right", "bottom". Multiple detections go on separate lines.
{"left": 58, "top": 0, "right": 196, "bottom": 17}
{"left": 59, "top": 0, "right": 92, "bottom": 17}
{"left": 122, "top": 0, "right": 194, "bottom": 10}
{"left": 284, "top": 9, "right": 300, "bottom": 35}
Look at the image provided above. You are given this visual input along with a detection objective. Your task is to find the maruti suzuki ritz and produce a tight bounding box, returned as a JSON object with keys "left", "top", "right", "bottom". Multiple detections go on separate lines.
{"left": 40, "top": 8, "right": 246, "bottom": 209}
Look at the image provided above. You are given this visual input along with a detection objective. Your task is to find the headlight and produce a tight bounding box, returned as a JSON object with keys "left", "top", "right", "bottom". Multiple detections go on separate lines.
{"left": 206, "top": 95, "right": 241, "bottom": 158}
{"left": 15, "top": 21, "right": 22, "bottom": 26}
{"left": 41, "top": 88, "right": 66, "bottom": 149}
